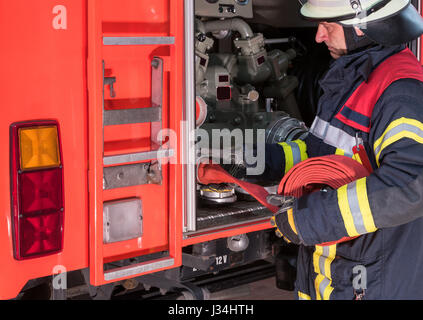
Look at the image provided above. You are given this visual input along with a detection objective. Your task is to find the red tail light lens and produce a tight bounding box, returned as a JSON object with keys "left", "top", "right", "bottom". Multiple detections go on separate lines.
{"left": 10, "top": 121, "right": 64, "bottom": 260}
{"left": 20, "top": 213, "right": 62, "bottom": 258}
{"left": 19, "top": 168, "right": 63, "bottom": 215}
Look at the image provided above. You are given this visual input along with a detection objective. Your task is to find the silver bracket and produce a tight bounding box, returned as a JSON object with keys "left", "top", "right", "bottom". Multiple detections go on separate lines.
{"left": 350, "top": 0, "right": 363, "bottom": 16}
{"left": 150, "top": 57, "right": 163, "bottom": 151}
{"left": 104, "top": 76, "right": 116, "bottom": 98}
{"left": 103, "top": 161, "right": 163, "bottom": 190}
{"left": 101, "top": 57, "right": 166, "bottom": 171}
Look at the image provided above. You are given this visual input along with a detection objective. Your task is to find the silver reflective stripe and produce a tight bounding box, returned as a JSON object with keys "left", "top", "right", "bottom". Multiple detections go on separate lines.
{"left": 318, "top": 246, "right": 330, "bottom": 278}
{"left": 319, "top": 277, "right": 331, "bottom": 299}
{"left": 310, "top": 116, "right": 327, "bottom": 136}
{"left": 310, "top": 117, "right": 356, "bottom": 152}
{"left": 346, "top": 181, "right": 368, "bottom": 235}
{"left": 374, "top": 123, "right": 423, "bottom": 156}
{"left": 287, "top": 142, "right": 302, "bottom": 165}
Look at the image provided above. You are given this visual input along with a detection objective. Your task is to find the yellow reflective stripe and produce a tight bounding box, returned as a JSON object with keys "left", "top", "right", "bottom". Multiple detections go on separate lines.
{"left": 352, "top": 152, "right": 363, "bottom": 164}
{"left": 279, "top": 142, "right": 294, "bottom": 174}
{"left": 314, "top": 275, "right": 323, "bottom": 300}
{"left": 296, "top": 140, "right": 308, "bottom": 162}
{"left": 298, "top": 291, "right": 311, "bottom": 300}
{"left": 313, "top": 245, "right": 336, "bottom": 279}
{"left": 287, "top": 208, "right": 297, "bottom": 234}
{"left": 337, "top": 179, "right": 377, "bottom": 236}
{"left": 313, "top": 245, "right": 336, "bottom": 300}
{"left": 374, "top": 118, "right": 423, "bottom": 166}
{"left": 315, "top": 274, "right": 334, "bottom": 300}
{"left": 324, "top": 245, "right": 336, "bottom": 280}
{"left": 335, "top": 148, "right": 363, "bottom": 164}
{"left": 337, "top": 184, "right": 360, "bottom": 237}
{"left": 279, "top": 140, "right": 308, "bottom": 174}
{"left": 376, "top": 131, "right": 423, "bottom": 165}
{"left": 313, "top": 246, "right": 324, "bottom": 275}
{"left": 335, "top": 148, "right": 345, "bottom": 156}
{"left": 374, "top": 117, "right": 423, "bottom": 150}
{"left": 356, "top": 177, "right": 377, "bottom": 233}
{"left": 323, "top": 280, "right": 334, "bottom": 300}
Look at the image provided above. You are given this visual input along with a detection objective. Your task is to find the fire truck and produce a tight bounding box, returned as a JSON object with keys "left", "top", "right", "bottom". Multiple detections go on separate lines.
{"left": 1, "top": 0, "right": 421, "bottom": 300}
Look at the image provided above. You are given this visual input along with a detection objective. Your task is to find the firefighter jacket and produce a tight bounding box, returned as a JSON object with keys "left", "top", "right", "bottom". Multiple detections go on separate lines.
{"left": 264, "top": 44, "right": 423, "bottom": 300}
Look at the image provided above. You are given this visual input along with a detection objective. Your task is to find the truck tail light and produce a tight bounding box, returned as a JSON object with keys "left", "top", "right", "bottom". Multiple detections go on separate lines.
{"left": 19, "top": 126, "right": 61, "bottom": 171}
{"left": 10, "top": 121, "right": 64, "bottom": 260}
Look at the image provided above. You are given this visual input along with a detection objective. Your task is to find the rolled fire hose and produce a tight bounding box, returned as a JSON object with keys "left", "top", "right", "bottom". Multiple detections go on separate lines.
{"left": 197, "top": 155, "right": 370, "bottom": 246}
{"left": 278, "top": 155, "right": 370, "bottom": 196}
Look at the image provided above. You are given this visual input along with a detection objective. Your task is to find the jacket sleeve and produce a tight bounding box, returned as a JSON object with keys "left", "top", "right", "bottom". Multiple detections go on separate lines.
{"left": 259, "top": 140, "right": 308, "bottom": 183}
{"left": 293, "top": 79, "right": 423, "bottom": 246}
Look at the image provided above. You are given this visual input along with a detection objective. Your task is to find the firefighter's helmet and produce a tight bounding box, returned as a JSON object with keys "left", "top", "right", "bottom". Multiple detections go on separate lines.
{"left": 299, "top": 0, "right": 423, "bottom": 46}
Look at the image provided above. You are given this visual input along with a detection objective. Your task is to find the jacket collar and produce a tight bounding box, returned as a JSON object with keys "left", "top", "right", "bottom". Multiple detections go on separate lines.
{"left": 319, "top": 44, "right": 405, "bottom": 94}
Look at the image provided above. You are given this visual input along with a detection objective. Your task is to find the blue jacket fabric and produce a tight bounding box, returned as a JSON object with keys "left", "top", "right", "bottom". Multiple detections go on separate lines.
{"left": 265, "top": 44, "right": 423, "bottom": 300}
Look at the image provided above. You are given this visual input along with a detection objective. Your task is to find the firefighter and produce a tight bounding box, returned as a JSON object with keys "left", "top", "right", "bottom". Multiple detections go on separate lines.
{"left": 266, "top": 0, "right": 423, "bottom": 299}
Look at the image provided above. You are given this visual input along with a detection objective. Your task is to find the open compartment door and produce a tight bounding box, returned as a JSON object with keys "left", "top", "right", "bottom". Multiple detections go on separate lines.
{"left": 87, "top": 0, "right": 184, "bottom": 286}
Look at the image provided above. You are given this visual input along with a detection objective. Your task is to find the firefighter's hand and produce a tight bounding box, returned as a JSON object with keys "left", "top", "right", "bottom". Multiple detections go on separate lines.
{"left": 267, "top": 195, "right": 303, "bottom": 245}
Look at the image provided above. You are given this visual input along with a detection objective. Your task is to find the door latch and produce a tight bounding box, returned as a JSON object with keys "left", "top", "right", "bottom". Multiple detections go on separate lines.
{"left": 104, "top": 76, "right": 116, "bottom": 98}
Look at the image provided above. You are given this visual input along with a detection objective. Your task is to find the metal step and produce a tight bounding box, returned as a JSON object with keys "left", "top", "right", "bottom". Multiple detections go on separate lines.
{"left": 103, "top": 148, "right": 174, "bottom": 166}
{"left": 103, "top": 36, "right": 175, "bottom": 46}
{"left": 103, "top": 107, "right": 161, "bottom": 126}
{"left": 104, "top": 257, "right": 175, "bottom": 282}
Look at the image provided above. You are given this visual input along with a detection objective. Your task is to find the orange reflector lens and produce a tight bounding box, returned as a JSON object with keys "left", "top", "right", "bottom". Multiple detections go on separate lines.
{"left": 19, "top": 126, "right": 61, "bottom": 170}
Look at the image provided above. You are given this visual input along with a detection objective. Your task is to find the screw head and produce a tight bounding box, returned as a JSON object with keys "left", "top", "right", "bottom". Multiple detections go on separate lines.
{"left": 151, "top": 59, "right": 159, "bottom": 68}
{"left": 233, "top": 116, "right": 242, "bottom": 125}
{"left": 197, "top": 33, "right": 206, "bottom": 42}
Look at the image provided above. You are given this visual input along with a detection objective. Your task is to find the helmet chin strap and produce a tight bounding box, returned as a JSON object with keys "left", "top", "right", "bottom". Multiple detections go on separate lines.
{"left": 343, "top": 25, "right": 377, "bottom": 54}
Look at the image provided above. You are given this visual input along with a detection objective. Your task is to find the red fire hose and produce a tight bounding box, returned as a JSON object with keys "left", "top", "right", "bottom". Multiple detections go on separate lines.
{"left": 278, "top": 155, "right": 370, "bottom": 246}
{"left": 278, "top": 155, "right": 370, "bottom": 196}
{"left": 197, "top": 162, "right": 280, "bottom": 213}
{"left": 197, "top": 155, "right": 370, "bottom": 246}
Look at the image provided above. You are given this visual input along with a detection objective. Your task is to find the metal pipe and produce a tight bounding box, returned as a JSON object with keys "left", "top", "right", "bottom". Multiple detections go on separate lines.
{"left": 203, "top": 18, "right": 254, "bottom": 39}
{"left": 264, "top": 38, "right": 290, "bottom": 45}
{"left": 195, "top": 18, "right": 206, "bottom": 34}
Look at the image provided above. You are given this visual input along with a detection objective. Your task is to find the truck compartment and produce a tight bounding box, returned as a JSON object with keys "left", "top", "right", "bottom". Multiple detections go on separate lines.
{"left": 185, "top": 0, "right": 328, "bottom": 237}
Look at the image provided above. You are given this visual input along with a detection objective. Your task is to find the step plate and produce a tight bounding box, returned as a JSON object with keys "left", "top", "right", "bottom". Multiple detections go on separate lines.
{"left": 104, "top": 257, "right": 175, "bottom": 281}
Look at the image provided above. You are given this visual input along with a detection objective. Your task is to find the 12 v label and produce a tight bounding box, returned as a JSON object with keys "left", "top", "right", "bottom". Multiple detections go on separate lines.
{"left": 215, "top": 255, "right": 228, "bottom": 265}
